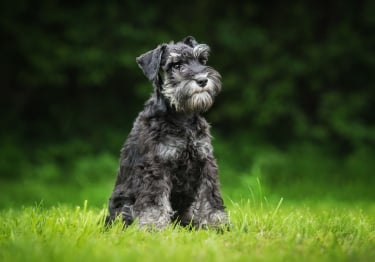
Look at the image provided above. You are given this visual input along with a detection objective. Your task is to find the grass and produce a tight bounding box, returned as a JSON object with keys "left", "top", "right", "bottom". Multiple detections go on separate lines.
{"left": 1, "top": 198, "right": 374, "bottom": 262}
{"left": 0, "top": 143, "right": 374, "bottom": 261}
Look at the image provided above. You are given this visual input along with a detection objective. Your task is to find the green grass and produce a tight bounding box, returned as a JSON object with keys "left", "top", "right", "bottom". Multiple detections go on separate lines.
{"left": 1, "top": 199, "right": 374, "bottom": 262}
{"left": 1, "top": 145, "right": 374, "bottom": 262}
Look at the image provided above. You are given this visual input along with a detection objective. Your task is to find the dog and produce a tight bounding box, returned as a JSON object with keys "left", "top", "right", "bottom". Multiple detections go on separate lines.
{"left": 106, "top": 36, "right": 228, "bottom": 230}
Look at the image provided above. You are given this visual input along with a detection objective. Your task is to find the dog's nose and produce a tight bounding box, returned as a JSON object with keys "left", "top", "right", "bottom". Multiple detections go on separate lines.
{"left": 196, "top": 77, "right": 208, "bottom": 87}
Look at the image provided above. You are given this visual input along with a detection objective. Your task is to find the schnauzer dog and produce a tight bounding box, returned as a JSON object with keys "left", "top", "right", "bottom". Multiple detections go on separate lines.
{"left": 106, "top": 36, "right": 228, "bottom": 230}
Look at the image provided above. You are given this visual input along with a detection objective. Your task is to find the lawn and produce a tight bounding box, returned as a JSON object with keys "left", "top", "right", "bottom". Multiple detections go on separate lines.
{"left": 1, "top": 147, "right": 374, "bottom": 262}
{"left": 1, "top": 198, "right": 374, "bottom": 262}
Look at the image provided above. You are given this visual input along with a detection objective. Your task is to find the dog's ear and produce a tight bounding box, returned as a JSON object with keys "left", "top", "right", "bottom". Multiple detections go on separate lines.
{"left": 183, "top": 36, "right": 198, "bottom": 47}
{"left": 136, "top": 44, "right": 167, "bottom": 82}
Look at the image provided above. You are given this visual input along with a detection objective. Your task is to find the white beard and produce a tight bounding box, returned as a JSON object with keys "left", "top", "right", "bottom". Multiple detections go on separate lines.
{"left": 162, "top": 80, "right": 215, "bottom": 113}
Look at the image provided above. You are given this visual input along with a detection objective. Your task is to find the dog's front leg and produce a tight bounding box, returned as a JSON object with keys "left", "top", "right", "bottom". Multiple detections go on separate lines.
{"left": 133, "top": 174, "right": 173, "bottom": 230}
{"left": 190, "top": 159, "right": 229, "bottom": 229}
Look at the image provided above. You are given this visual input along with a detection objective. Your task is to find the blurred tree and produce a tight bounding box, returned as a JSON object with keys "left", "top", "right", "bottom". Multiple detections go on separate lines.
{"left": 0, "top": 0, "right": 374, "bottom": 179}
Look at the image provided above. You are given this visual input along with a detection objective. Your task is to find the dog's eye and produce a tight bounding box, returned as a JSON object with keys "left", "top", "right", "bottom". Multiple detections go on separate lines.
{"left": 172, "top": 62, "right": 182, "bottom": 70}
{"left": 199, "top": 58, "right": 207, "bottom": 65}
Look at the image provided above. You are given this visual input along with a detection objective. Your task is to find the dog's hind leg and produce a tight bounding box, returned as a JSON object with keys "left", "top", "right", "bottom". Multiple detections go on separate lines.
{"left": 106, "top": 185, "right": 135, "bottom": 226}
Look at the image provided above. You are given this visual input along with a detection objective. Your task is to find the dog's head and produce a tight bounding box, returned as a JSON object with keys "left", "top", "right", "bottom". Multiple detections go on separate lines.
{"left": 136, "top": 36, "right": 221, "bottom": 113}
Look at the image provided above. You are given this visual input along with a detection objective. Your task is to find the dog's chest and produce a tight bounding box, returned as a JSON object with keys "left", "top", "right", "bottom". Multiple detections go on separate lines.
{"left": 157, "top": 132, "right": 212, "bottom": 196}
{"left": 156, "top": 133, "right": 212, "bottom": 162}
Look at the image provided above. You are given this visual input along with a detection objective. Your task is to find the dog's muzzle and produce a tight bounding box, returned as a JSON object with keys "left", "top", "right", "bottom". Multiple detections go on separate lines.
{"left": 195, "top": 76, "right": 208, "bottom": 88}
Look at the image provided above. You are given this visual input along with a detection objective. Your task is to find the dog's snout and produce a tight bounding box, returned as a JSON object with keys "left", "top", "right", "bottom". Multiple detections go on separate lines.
{"left": 195, "top": 77, "right": 208, "bottom": 87}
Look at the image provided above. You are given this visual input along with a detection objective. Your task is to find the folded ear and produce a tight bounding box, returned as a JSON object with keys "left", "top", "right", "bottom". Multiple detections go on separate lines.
{"left": 183, "top": 36, "right": 198, "bottom": 47}
{"left": 136, "top": 44, "right": 166, "bottom": 82}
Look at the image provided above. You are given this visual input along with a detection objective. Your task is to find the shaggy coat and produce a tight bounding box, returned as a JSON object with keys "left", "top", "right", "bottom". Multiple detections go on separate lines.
{"left": 106, "top": 36, "right": 228, "bottom": 229}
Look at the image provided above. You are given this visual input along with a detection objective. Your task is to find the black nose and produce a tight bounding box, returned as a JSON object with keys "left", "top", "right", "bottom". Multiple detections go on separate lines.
{"left": 196, "top": 77, "right": 208, "bottom": 87}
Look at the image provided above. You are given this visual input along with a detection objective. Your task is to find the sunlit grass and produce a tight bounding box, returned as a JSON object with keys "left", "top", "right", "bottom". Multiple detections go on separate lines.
{"left": 1, "top": 146, "right": 374, "bottom": 262}
{"left": 1, "top": 199, "right": 374, "bottom": 262}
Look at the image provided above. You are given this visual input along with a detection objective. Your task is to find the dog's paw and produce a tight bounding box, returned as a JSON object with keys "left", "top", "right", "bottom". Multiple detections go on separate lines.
{"left": 138, "top": 207, "right": 172, "bottom": 230}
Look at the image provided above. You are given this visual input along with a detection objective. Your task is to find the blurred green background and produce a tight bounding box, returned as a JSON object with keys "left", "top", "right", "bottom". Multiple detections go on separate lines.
{"left": 1, "top": 0, "right": 374, "bottom": 208}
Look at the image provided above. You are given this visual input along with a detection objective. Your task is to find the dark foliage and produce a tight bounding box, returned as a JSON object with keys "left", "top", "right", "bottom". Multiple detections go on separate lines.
{"left": 1, "top": 1, "right": 374, "bottom": 180}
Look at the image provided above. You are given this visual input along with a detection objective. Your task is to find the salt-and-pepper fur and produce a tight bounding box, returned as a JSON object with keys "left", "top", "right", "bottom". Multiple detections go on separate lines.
{"left": 106, "top": 36, "right": 228, "bottom": 230}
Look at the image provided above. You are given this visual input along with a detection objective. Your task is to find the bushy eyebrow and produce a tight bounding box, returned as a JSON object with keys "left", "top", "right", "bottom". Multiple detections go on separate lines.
{"left": 193, "top": 44, "right": 210, "bottom": 59}
{"left": 165, "top": 44, "right": 210, "bottom": 67}
{"left": 165, "top": 52, "right": 182, "bottom": 65}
